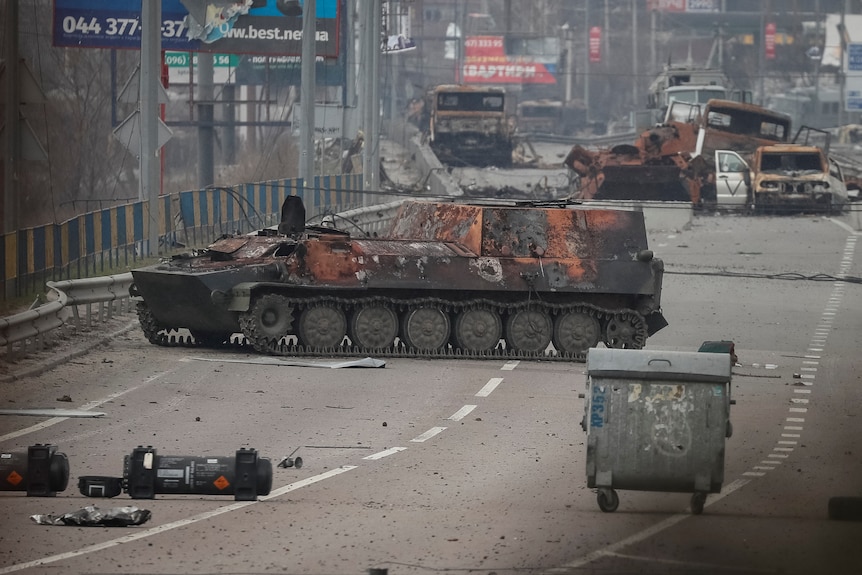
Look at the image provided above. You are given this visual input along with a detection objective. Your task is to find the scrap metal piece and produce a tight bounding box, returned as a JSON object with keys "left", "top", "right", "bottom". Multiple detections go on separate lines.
{"left": 277, "top": 447, "right": 303, "bottom": 469}
{"left": 190, "top": 357, "right": 386, "bottom": 369}
{"left": 31, "top": 505, "right": 151, "bottom": 526}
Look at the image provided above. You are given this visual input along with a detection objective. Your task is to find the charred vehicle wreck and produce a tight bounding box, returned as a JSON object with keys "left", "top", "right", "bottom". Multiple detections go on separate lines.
{"left": 564, "top": 99, "right": 793, "bottom": 207}
{"left": 714, "top": 143, "right": 849, "bottom": 213}
{"left": 129, "top": 197, "right": 667, "bottom": 360}
{"left": 423, "top": 84, "right": 515, "bottom": 168}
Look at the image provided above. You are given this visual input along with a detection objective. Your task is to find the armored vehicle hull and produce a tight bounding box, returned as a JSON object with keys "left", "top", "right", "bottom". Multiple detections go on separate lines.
{"left": 130, "top": 199, "right": 666, "bottom": 359}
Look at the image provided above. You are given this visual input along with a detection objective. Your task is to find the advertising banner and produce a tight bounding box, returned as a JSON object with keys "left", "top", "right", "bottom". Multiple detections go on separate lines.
{"left": 165, "top": 52, "right": 238, "bottom": 84}
{"left": 589, "top": 27, "right": 601, "bottom": 63}
{"left": 765, "top": 22, "right": 776, "bottom": 60}
{"left": 234, "top": 55, "right": 345, "bottom": 86}
{"left": 647, "top": 0, "right": 718, "bottom": 11}
{"left": 461, "top": 36, "right": 556, "bottom": 85}
{"left": 846, "top": 43, "right": 862, "bottom": 111}
{"left": 53, "top": 0, "right": 340, "bottom": 58}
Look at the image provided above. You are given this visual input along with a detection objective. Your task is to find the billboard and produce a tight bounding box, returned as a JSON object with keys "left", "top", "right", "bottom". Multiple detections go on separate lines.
{"left": 461, "top": 36, "right": 556, "bottom": 85}
{"left": 53, "top": 0, "right": 341, "bottom": 58}
{"left": 647, "top": 0, "right": 718, "bottom": 11}
{"left": 846, "top": 43, "right": 862, "bottom": 111}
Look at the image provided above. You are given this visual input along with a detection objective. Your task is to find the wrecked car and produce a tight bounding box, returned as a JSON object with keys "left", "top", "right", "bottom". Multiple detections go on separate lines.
{"left": 714, "top": 144, "right": 849, "bottom": 213}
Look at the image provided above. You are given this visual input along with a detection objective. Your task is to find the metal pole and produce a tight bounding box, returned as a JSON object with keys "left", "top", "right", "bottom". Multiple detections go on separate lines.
{"left": 632, "top": 0, "right": 638, "bottom": 109}
{"left": 565, "top": 29, "right": 574, "bottom": 103}
{"left": 342, "top": 0, "right": 356, "bottom": 169}
{"left": 141, "top": 0, "right": 162, "bottom": 256}
{"left": 369, "top": 0, "right": 381, "bottom": 193}
{"left": 197, "top": 52, "right": 214, "bottom": 188}
{"left": 457, "top": 0, "right": 466, "bottom": 83}
{"left": 585, "top": 0, "right": 590, "bottom": 123}
{"left": 387, "top": 1, "right": 399, "bottom": 123}
{"left": 650, "top": 7, "right": 656, "bottom": 76}
{"left": 3, "top": 0, "right": 20, "bottom": 235}
{"left": 758, "top": 8, "right": 765, "bottom": 106}
{"left": 603, "top": 0, "right": 610, "bottom": 65}
{"left": 719, "top": 0, "right": 726, "bottom": 67}
{"left": 300, "top": 0, "right": 317, "bottom": 201}
{"left": 814, "top": 0, "right": 821, "bottom": 126}
{"left": 840, "top": 0, "right": 848, "bottom": 127}
{"left": 361, "top": 0, "right": 374, "bottom": 195}
{"left": 224, "top": 83, "right": 236, "bottom": 164}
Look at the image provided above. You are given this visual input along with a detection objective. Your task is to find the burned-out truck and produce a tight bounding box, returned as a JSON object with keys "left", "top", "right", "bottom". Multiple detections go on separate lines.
{"left": 424, "top": 84, "right": 515, "bottom": 167}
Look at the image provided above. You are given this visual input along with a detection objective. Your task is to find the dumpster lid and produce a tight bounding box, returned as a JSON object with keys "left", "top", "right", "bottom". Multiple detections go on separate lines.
{"left": 587, "top": 348, "right": 732, "bottom": 382}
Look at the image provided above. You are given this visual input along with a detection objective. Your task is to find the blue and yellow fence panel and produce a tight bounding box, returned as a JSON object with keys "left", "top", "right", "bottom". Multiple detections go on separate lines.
{"left": 1, "top": 174, "right": 363, "bottom": 301}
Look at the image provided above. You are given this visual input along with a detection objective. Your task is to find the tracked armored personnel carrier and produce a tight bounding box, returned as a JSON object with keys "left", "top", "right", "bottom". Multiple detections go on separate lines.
{"left": 129, "top": 197, "right": 667, "bottom": 359}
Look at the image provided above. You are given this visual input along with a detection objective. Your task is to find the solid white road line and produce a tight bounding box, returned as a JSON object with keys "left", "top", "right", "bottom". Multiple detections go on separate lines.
{"left": 363, "top": 447, "right": 407, "bottom": 460}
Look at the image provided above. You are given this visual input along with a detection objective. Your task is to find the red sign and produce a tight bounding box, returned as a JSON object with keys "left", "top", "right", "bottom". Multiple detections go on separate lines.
{"left": 589, "top": 27, "right": 602, "bottom": 63}
{"left": 647, "top": 0, "right": 685, "bottom": 11}
{"left": 765, "top": 22, "right": 776, "bottom": 60}
{"left": 461, "top": 35, "right": 556, "bottom": 85}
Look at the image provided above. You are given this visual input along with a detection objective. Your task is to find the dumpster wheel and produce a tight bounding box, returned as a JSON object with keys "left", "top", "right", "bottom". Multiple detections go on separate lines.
{"left": 690, "top": 492, "right": 707, "bottom": 515}
{"left": 597, "top": 488, "right": 619, "bottom": 512}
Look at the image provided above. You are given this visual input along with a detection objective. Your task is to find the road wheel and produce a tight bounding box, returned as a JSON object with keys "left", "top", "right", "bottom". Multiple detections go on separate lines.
{"left": 453, "top": 307, "right": 502, "bottom": 352}
{"left": 553, "top": 311, "right": 601, "bottom": 354}
{"left": 350, "top": 304, "right": 398, "bottom": 349}
{"left": 505, "top": 308, "right": 552, "bottom": 353}
{"left": 604, "top": 311, "right": 647, "bottom": 349}
{"left": 240, "top": 294, "right": 294, "bottom": 353}
{"left": 401, "top": 307, "right": 450, "bottom": 351}
{"left": 298, "top": 303, "right": 347, "bottom": 349}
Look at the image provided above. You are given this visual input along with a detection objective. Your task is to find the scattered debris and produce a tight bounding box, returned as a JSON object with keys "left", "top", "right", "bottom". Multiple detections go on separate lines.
{"left": 31, "top": 505, "right": 151, "bottom": 526}
{"left": 277, "top": 447, "right": 303, "bottom": 469}
{"left": 190, "top": 357, "right": 386, "bottom": 369}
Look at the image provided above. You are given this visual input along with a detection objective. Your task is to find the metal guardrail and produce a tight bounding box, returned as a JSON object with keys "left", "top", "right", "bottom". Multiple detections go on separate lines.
{"left": 1, "top": 273, "right": 135, "bottom": 364}
{"left": 326, "top": 200, "right": 405, "bottom": 236}
{"left": 0, "top": 203, "right": 407, "bottom": 366}
{"left": 521, "top": 130, "right": 639, "bottom": 149}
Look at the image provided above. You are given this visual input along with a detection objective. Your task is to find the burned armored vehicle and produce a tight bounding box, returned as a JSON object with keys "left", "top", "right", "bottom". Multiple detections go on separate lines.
{"left": 129, "top": 197, "right": 666, "bottom": 359}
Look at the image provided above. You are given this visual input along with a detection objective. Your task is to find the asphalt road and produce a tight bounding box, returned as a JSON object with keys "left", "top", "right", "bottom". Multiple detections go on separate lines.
{"left": 1, "top": 211, "right": 860, "bottom": 575}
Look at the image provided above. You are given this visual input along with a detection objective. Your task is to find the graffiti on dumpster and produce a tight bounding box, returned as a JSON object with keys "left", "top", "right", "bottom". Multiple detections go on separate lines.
{"left": 640, "top": 384, "right": 694, "bottom": 458}
{"left": 590, "top": 385, "right": 606, "bottom": 429}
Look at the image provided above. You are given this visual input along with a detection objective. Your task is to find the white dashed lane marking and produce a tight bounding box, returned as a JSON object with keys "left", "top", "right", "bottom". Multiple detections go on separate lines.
{"left": 410, "top": 426, "right": 447, "bottom": 443}
{"left": 448, "top": 405, "right": 477, "bottom": 421}
{"left": 476, "top": 377, "right": 503, "bottom": 397}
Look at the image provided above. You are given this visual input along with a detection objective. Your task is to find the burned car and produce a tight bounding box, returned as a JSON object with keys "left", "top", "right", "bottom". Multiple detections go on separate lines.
{"left": 714, "top": 144, "right": 849, "bottom": 213}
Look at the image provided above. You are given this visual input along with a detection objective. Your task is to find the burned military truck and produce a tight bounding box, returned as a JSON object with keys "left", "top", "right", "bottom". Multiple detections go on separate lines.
{"left": 129, "top": 197, "right": 666, "bottom": 359}
{"left": 424, "top": 84, "right": 514, "bottom": 168}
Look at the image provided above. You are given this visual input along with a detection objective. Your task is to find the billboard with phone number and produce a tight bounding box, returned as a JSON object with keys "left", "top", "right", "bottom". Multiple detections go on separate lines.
{"left": 461, "top": 36, "right": 556, "bottom": 85}
{"left": 53, "top": 0, "right": 341, "bottom": 58}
